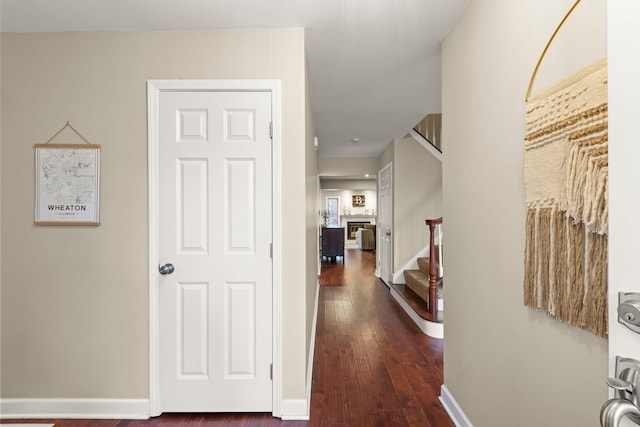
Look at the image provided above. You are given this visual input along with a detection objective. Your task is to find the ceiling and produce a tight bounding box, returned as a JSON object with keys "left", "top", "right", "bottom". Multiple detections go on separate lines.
{"left": 0, "top": 0, "right": 467, "bottom": 159}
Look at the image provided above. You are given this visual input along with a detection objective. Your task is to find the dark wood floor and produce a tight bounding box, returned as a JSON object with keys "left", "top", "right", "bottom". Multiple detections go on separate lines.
{"left": 3, "top": 249, "right": 451, "bottom": 427}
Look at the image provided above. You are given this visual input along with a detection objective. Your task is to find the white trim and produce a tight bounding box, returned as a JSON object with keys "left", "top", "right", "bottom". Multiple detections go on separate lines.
{"left": 280, "top": 399, "right": 309, "bottom": 420}
{"left": 408, "top": 129, "right": 443, "bottom": 162}
{"left": 390, "top": 288, "right": 443, "bottom": 339}
{"left": 271, "top": 79, "right": 283, "bottom": 419}
{"left": 306, "top": 282, "right": 320, "bottom": 415}
{"left": 147, "top": 80, "right": 161, "bottom": 417}
{"left": 392, "top": 245, "right": 429, "bottom": 284}
{"left": 281, "top": 280, "right": 319, "bottom": 420}
{"left": 0, "top": 398, "right": 149, "bottom": 420}
{"left": 439, "top": 385, "right": 474, "bottom": 427}
{"left": 2, "top": 424, "right": 53, "bottom": 427}
{"left": 376, "top": 162, "right": 393, "bottom": 281}
{"left": 147, "top": 79, "right": 282, "bottom": 417}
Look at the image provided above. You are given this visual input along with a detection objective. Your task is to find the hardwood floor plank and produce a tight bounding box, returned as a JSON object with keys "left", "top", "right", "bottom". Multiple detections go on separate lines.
{"left": 3, "top": 249, "right": 452, "bottom": 427}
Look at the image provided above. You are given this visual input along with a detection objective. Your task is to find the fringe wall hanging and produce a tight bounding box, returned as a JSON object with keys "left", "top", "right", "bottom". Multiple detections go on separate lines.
{"left": 523, "top": 57, "right": 608, "bottom": 337}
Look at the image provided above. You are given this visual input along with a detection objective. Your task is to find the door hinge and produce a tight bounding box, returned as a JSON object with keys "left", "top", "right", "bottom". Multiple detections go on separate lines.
{"left": 269, "top": 122, "right": 273, "bottom": 139}
{"left": 270, "top": 242, "right": 273, "bottom": 259}
{"left": 270, "top": 363, "right": 273, "bottom": 380}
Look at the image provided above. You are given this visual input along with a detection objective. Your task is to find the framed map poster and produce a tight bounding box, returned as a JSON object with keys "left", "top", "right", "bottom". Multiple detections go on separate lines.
{"left": 35, "top": 144, "right": 101, "bottom": 225}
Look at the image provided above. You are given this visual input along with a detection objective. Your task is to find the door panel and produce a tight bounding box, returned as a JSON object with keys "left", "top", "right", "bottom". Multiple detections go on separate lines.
{"left": 158, "top": 90, "right": 272, "bottom": 413}
{"left": 608, "top": 4, "right": 640, "bottom": 425}
{"left": 225, "top": 158, "right": 256, "bottom": 252}
{"left": 179, "top": 159, "right": 208, "bottom": 253}
{"left": 225, "top": 282, "right": 257, "bottom": 377}
{"left": 178, "top": 282, "right": 209, "bottom": 379}
{"left": 377, "top": 163, "right": 393, "bottom": 283}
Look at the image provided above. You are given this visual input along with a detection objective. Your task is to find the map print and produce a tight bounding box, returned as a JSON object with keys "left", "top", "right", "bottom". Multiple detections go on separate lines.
{"left": 36, "top": 146, "right": 100, "bottom": 223}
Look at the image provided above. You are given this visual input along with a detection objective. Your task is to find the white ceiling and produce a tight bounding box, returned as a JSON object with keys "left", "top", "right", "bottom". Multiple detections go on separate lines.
{"left": 0, "top": 0, "right": 467, "bottom": 158}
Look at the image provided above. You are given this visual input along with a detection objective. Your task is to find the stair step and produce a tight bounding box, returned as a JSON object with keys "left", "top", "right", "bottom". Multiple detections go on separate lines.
{"left": 417, "top": 257, "right": 430, "bottom": 274}
{"left": 404, "top": 270, "right": 428, "bottom": 300}
{"left": 403, "top": 269, "right": 443, "bottom": 311}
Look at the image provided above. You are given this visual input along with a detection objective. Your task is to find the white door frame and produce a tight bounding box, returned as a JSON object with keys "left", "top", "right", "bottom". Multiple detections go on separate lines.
{"left": 608, "top": 0, "right": 640, "bottom": 402}
{"left": 147, "top": 80, "right": 282, "bottom": 417}
{"left": 376, "top": 162, "right": 393, "bottom": 281}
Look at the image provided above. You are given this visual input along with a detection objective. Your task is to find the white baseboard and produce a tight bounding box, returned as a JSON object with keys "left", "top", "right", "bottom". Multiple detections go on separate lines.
{"left": 280, "top": 280, "right": 319, "bottom": 421}
{"left": 0, "top": 398, "right": 149, "bottom": 420}
{"left": 392, "top": 245, "right": 429, "bottom": 284}
{"left": 390, "top": 288, "right": 443, "bottom": 339}
{"left": 392, "top": 271, "right": 405, "bottom": 284}
{"left": 439, "top": 385, "right": 474, "bottom": 427}
{"left": 280, "top": 399, "right": 309, "bottom": 420}
{"left": 2, "top": 424, "right": 54, "bottom": 427}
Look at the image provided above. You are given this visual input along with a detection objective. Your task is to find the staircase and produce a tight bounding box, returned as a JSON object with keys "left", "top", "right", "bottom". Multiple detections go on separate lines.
{"left": 403, "top": 257, "right": 443, "bottom": 312}
{"left": 389, "top": 217, "right": 444, "bottom": 338}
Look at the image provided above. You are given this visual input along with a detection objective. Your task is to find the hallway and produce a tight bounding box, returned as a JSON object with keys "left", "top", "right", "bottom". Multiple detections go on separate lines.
{"left": 3, "top": 249, "right": 451, "bottom": 426}
{"left": 312, "top": 249, "right": 451, "bottom": 426}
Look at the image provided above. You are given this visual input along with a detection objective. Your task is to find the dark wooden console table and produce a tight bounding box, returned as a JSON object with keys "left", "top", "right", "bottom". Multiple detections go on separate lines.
{"left": 321, "top": 227, "right": 344, "bottom": 262}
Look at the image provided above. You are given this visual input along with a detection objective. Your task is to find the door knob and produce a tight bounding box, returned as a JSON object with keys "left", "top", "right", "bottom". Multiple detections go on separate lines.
{"left": 607, "top": 377, "right": 634, "bottom": 394}
{"left": 600, "top": 398, "right": 640, "bottom": 427}
{"left": 600, "top": 357, "right": 640, "bottom": 426}
{"left": 159, "top": 263, "right": 175, "bottom": 275}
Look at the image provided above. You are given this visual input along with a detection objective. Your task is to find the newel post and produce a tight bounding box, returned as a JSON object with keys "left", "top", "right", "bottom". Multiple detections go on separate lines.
{"left": 425, "top": 217, "right": 443, "bottom": 318}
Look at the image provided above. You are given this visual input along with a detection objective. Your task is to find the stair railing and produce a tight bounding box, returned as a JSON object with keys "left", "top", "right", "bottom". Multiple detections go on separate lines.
{"left": 426, "top": 217, "right": 443, "bottom": 318}
{"left": 413, "top": 113, "right": 442, "bottom": 153}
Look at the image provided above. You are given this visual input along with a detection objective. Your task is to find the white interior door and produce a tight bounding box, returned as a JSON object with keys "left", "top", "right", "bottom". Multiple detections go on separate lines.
{"left": 377, "top": 163, "right": 393, "bottom": 284}
{"left": 607, "top": 3, "right": 640, "bottom": 426}
{"left": 157, "top": 89, "right": 273, "bottom": 412}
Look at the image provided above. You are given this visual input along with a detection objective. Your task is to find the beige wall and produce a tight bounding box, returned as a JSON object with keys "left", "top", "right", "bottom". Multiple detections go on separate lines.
{"left": 0, "top": 32, "right": 3, "bottom": 397}
{"left": 1, "top": 29, "right": 310, "bottom": 402}
{"left": 442, "top": 1, "right": 607, "bottom": 426}
{"left": 393, "top": 136, "right": 442, "bottom": 271}
{"left": 321, "top": 189, "right": 377, "bottom": 218}
{"left": 377, "top": 142, "right": 394, "bottom": 173}
{"left": 376, "top": 137, "right": 442, "bottom": 273}
{"left": 304, "top": 60, "right": 319, "bottom": 380}
{"left": 320, "top": 179, "right": 376, "bottom": 191}
{"left": 318, "top": 157, "right": 378, "bottom": 178}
